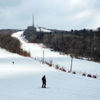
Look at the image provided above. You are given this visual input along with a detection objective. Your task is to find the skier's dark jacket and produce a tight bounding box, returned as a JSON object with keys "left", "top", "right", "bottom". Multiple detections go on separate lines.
{"left": 42, "top": 76, "right": 46, "bottom": 83}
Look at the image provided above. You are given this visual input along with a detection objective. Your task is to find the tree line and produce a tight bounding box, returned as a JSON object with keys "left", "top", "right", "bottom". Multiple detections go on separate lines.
{"left": 23, "top": 26, "right": 100, "bottom": 62}
{"left": 0, "top": 32, "right": 30, "bottom": 57}
{"left": 0, "top": 29, "right": 21, "bottom": 34}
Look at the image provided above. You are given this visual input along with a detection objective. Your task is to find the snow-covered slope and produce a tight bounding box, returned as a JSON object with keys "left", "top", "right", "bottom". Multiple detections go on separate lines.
{"left": 0, "top": 47, "right": 100, "bottom": 100}
{"left": 36, "top": 27, "right": 51, "bottom": 33}
{"left": 0, "top": 31, "right": 100, "bottom": 100}
{"left": 12, "top": 31, "right": 100, "bottom": 76}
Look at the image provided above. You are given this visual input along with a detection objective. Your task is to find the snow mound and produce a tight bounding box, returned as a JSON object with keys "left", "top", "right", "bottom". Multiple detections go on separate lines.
{"left": 36, "top": 27, "right": 51, "bottom": 33}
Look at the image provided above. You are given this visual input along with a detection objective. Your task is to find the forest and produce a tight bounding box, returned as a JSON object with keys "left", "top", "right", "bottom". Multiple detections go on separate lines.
{"left": 23, "top": 27, "right": 100, "bottom": 62}
{"left": 0, "top": 29, "right": 21, "bottom": 34}
{"left": 0, "top": 32, "right": 30, "bottom": 57}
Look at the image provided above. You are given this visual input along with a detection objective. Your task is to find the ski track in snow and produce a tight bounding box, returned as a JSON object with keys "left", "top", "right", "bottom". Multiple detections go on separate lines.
{"left": 0, "top": 31, "right": 100, "bottom": 100}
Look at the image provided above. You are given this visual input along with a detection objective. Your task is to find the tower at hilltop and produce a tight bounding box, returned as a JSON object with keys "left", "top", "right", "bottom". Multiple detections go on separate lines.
{"left": 32, "top": 15, "right": 35, "bottom": 27}
{"left": 31, "top": 14, "right": 36, "bottom": 31}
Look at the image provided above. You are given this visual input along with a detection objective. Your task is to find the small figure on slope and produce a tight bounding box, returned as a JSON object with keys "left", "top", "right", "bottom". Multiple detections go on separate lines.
{"left": 42, "top": 75, "right": 46, "bottom": 88}
{"left": 12, "top": 61, "right": 14, "bottom": 64}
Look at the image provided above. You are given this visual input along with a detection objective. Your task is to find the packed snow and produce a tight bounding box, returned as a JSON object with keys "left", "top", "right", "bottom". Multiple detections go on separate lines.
{"left": 36, "top": 27, "right": 51, "bottom": 33}
{"left": 0, "top": 31, "right": 100, "bottom": 100}
{"left": 12, "top": 31, "right": 100, "bottom": 76}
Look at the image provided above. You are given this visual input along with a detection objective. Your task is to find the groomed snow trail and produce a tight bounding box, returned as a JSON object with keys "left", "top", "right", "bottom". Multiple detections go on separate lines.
{"left": 0, "top": 31, "right": 99, "bottom": 100}
{"left": 12, "top": 31, "right": 100, "bottom": 75}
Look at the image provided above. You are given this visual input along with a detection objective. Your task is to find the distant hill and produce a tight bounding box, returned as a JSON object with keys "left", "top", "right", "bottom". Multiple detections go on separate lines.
{"left": 23, "top": 26, "right": 100, "bottom": 62}
{"left": 0, "top": 30, "right": 30, "bottom": 57}
{"left": 0, "top": 29, "right": 22, "bottom": 34}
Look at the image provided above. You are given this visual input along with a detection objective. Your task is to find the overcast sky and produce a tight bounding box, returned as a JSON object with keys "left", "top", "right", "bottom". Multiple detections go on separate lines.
{"left": 0, "top": 0, "right": 100, "bottom": 30}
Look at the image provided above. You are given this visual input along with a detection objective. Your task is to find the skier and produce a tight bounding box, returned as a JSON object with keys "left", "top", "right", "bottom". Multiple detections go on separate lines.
{"left": 42, "top": 75, "right": 46, "bottom": 88}
{"left": 12, "top": 61, "right": 14, "bottom": 64}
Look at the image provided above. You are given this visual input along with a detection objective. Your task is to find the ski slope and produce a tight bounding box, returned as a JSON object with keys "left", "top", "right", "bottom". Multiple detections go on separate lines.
{"left": 12, "top": 31, "right": 100, "bottom": 76}
{"left": 36, "top": 27, "right": 51, "bottom": 33}
{"left": 0, "top": 31, "right": 100, "bottom": 100}
{"left": 0, "top": 48, "right": 100, "bottom": 100}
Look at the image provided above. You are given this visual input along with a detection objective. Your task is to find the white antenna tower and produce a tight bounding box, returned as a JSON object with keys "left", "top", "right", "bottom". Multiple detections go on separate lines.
{"left": 32, "top": 14, "right": 35, "bottom": 27}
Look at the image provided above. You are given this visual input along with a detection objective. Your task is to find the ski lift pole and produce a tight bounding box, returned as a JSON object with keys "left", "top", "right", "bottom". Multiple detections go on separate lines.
{"left": 43, "top": 50, "right": 44, "bottom": 63}
{"left": 70, "top": 55, "right": 73, "bottom": 72}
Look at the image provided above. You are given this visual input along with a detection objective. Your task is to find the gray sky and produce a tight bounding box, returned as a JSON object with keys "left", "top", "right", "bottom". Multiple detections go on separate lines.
{"left": 0, "top": 0, "right": 100, "bottom": 30}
